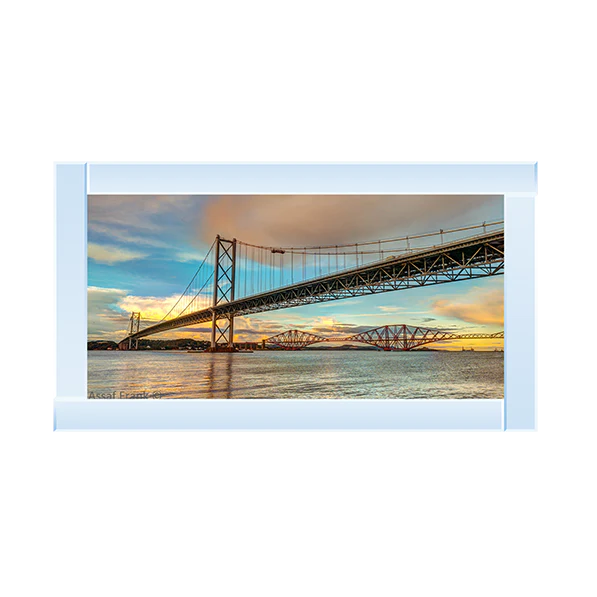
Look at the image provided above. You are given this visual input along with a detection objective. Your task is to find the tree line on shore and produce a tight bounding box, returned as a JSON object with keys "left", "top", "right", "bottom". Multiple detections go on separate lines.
{"left": 88, "top": 338, "right": 211, "bottom": 350}
{"left": 87, "top": 339, "right": 440, "bottom": 351}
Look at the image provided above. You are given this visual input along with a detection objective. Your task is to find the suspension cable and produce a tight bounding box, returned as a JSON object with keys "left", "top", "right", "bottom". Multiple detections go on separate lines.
{"left": 175, "top": 271, "right": 214, "bottom": 319}
{"left": 236, "top": 220, "right": 504, "bottom": 252}
{"left": 156, "top": 239, "right": 216, "bottom": 323}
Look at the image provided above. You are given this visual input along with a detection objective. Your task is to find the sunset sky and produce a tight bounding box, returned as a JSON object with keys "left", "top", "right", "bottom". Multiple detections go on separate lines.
{"left": 88, "top": 194, "right": 504, "bottom": 350}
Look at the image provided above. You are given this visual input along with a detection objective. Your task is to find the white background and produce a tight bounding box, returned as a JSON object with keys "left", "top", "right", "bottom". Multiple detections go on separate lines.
{"left": 2, "top": 2, "right": 595, "bottom": 596}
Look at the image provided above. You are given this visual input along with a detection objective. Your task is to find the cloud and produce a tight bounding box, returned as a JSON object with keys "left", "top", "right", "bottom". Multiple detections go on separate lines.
{"left": 432, "top": 287, "right": 503, "bottom": 325}
{"left": 198, "top": 194, "right": 503, "bottom": 247}
{"left": 87, "top": 195, "right": 208, "bottom": 252}
{"left": 88, "top": 243, "right": 148, "bottom": 264}
{"left": 118, "top": 294, "right": 191, "bottom": 322}
{"left": 296, "top": 316, "right": 371, "bottom": 336}
{"left": 88, "top": 288, "right": 193, "bottom": 339}
{"left": 88, "top": 195, "right": 194, "bottom": 231}
{"left": 175, "top": 251, "right": 208, "bottom": 263}
{"left": 378, "top": 306, "right": 406, "bottom": 313}
{"left": 88, "top": 286, "right": 129, "bottom": 338}
{"left": 88, "top": 223, "right": 177, "bottom": 249}
{"left": 87, "top": 286, "right": 127, "bottom": 315}
{"left": 318, "top": 300, "right": 362, "bottom": 308}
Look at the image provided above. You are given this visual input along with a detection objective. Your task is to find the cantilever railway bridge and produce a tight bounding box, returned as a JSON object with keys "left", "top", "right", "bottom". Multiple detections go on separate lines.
{"left": 118, "top": 221, "right": 504, "bottom": 350}
{"left": 264, "top": 325, "right": 504, "bottom": 351}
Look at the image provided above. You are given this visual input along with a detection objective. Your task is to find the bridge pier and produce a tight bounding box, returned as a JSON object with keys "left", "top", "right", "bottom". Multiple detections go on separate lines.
{"left": 207, "top": 315, "right": 238, "bottom": 352}
{"left": 124, "top": 339, "right": 139, "bottom": 350}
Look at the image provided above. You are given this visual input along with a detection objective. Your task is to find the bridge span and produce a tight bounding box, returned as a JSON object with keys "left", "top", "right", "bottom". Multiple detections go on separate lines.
{"left": 119, "top": 222, "right": 504, "bottom": 350}
{"left": 264, "top": 325, "right": 504, "bottom": 351}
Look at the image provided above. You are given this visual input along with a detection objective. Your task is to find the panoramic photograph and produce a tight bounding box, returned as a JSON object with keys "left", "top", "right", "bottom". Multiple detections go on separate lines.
{"left": 87, "top": 194, "right": 504, "bottom": 399}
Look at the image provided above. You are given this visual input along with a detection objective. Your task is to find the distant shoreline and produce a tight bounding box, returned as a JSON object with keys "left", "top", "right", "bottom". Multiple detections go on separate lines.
{"left": 87, "top": 340, "right": 503, "bottom": 353}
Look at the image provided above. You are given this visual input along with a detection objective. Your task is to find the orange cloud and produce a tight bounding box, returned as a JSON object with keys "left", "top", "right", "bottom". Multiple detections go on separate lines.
{"left": 118, "top": 294, "right": 211, "bottom": 323}
{"left": 199, "top": 194, "right": 502, "bottom": 247}
{"left": 432, "top": 287, "right": 503, "bottom": 325}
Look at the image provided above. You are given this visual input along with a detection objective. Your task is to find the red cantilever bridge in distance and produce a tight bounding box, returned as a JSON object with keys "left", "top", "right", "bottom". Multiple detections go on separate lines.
{"left": 264, "top": 325, "right": 504, "bottom": 351}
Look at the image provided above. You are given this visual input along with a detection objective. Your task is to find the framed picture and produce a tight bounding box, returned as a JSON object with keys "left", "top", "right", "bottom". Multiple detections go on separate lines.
{"left": 55, "top": 163, "right": 535, "bottom": 430}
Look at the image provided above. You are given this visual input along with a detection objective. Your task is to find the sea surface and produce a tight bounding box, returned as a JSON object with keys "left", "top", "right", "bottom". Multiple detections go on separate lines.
{"left": 88, "top": 350, "right": 504, "bottom": 399}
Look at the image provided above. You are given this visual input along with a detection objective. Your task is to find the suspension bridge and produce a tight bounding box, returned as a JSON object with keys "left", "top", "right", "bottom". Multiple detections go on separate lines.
{"left": 118, "top": 221, "right": 504, "bottom": 351}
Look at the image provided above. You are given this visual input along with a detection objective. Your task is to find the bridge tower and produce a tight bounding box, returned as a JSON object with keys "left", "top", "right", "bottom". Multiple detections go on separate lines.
{"left": 210, "top": 235, "right": 237, "bottom": 351}
{"left": 128, "top": 312, "right": 140, "bottom": 350}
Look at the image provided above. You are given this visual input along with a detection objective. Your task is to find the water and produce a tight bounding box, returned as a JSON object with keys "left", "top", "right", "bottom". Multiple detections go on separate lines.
{"left": 87, "top": 350, "right": 503, "bottom": 400}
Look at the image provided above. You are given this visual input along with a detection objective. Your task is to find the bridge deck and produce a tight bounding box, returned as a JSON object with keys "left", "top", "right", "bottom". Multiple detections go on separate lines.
{"left": 122, "top": 229, "right": 504, "bottom": 343}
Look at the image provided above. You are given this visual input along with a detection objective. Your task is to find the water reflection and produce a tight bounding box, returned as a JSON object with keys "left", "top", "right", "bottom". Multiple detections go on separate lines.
{"left": 204, "top": 354, "right": 233, "bottom": 399}
{"left": 87, "top": 350, "right": 504, "bottom": 400}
